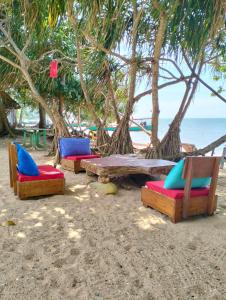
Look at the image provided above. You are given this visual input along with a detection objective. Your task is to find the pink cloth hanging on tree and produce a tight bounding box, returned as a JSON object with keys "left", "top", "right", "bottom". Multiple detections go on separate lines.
{"left": 50, "top": 60, "right": 58, "bottom": 78}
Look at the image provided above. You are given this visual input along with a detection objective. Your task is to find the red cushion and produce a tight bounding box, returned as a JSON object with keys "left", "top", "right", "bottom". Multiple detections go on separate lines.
{"left": 64, "top": 154, "right": 100, "bottom": 161}
{"left": 145, "top": 181, "right": 209, "bottom": 200}
{"left": 18, "top": 165, "right": 64, "bottom": 182}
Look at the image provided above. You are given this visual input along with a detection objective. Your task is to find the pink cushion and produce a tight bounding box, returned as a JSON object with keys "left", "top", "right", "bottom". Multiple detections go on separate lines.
{"left": 146, "top": 181, "right": 209, "bottom": 200}
{"left": 64, "top": 154, "right": 100, "bottom": 161}
{"left": 18, "top": 165, "right": 64, "bottom": 182}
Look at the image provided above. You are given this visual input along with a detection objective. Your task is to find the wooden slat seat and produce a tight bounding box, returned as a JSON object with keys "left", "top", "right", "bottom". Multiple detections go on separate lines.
{"left": 8, "top": 143, "right": 65, "bottom": 200}
{"left": 141, "top": 156, "right": 221, "bottom": 223}
{"left": 145, "top": 181, "right": 209, "bottom": 200}
{"left": 17, "top": 165, "right": 64, "bottom": 182}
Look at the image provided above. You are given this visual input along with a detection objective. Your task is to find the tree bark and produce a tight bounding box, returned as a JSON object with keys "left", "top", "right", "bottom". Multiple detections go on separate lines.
{"left": 38, "top": 103, "right": 46, "bottom": 128}
{"left": 189, "top": 135, "right": 226, "bottom": 157}
{"left": 58, "top": 94, "right": 64, "bottom": 116}
{"left": 67, "top": 3, "right": 111, "bottom": 154}
{"left": 150, "top": 6, "right": 167, "bottom": 153}
{"left": 107, "top": 2, "right": 142, "bottom": 154}
{"left": 0, "top": 99, "right": 15, "bottom": 137}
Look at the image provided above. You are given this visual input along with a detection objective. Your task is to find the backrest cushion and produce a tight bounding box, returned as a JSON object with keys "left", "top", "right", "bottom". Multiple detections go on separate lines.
{"left": 15, "top": 143, "right": 40, "bottom": 176}
{"left": 164, "top": 159, "right": 211, "bottom": 189}
{"left": 59, "top": 137, "right": 91, "bottom": 158}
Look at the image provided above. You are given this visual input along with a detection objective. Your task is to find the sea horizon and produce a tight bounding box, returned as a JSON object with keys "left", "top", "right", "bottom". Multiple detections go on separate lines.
{"left": 131, "top": 118, "right": 226, "bottom": 155}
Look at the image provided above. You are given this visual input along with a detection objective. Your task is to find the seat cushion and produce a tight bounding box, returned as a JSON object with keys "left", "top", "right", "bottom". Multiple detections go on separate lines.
{"left": 59, "top": 137, "right": 91, "bottom": 157}
{"left": 15, "top": 143, "right": 39, "bottom": 176}
{"left": 64, "top": 154, "right": 100, "bottom": 161}
{"left": 164, "top": 159, "right": 211, "bottom": 189}
{"left": 146, "top": 181, "right": 209, "bottom": 200}
{"left": 18, "top": 165, "right": 64, "bottom": 182}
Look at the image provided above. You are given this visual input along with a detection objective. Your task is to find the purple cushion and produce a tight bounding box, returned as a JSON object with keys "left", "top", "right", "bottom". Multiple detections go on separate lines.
{"left": 59, "top": 137, "right": 91, "bottom": 158}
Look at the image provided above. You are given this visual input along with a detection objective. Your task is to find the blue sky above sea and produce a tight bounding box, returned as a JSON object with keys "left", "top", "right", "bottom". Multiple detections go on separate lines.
{"left": 133, "top": 61, "right": 226, "bottom": 119}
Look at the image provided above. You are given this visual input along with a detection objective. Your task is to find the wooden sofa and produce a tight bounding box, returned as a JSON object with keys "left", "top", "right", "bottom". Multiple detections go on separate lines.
{"left": 141, "top": 156, "right": 221, "bottom": 223}
{"left": 8, "top": 143, "right": 65, "bottom": 200}
{"left": 59, "top": 137, "right": 100, "bottom": 173}
{"left": 61, "top": 154, "right": 100, "bottom": 173}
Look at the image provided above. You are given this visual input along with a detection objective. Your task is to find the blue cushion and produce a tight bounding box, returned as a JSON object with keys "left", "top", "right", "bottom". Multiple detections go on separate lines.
{"left": 59, "top": 137, "right": 91, "bottom": 157}
{"left": 164, "top": 159, "right": 211, "bottom": 189}
{"left": 15, "top": 143, "right": 40, "bottom": 176}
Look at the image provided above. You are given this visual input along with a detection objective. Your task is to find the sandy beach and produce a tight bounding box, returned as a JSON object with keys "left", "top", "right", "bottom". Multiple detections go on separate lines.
{"left": 0, "top": 138, "right": 226, "bottom": 300}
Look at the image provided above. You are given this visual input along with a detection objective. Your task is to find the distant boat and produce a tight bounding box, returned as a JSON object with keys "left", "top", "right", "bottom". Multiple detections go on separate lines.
{"left": 88, "top": 125, "right": 152, "bottom": 132}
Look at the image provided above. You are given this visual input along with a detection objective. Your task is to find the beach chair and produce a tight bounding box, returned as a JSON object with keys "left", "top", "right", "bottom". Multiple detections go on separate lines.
{"left": 59, "top": 137, "right": 100, "bottom": 173}
{"left": 220, "top": 146, "right": 226, "bottom": 169}
{"left": 8, "top": 143, "right": 65, "bottom": 200}
{"left": 141, "top": 156, "right": 221, "bottom": 223}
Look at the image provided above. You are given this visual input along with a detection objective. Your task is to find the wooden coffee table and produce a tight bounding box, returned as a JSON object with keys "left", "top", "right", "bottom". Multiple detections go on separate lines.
{"left": 80, "top": 154, "right": 175, "bottom": 183}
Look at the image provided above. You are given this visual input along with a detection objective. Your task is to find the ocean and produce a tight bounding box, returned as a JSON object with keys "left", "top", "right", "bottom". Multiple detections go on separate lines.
{"left": 130, "top": 118, "right": 226, "bottom": 155}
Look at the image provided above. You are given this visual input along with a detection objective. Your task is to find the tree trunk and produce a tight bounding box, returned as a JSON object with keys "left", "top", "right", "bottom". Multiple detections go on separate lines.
{"left": 96, "top": 126, "right": 111, "bottom": 154}
{"left": 18, "top": 108, "right": 23, "bottom": 126}
{"left": 58, "top": 94, "right": 64, "bottom": 116}
{"left": 189, "top": 135, "right": 226, "bottom": 156}
{"left": 38, "top": 103, "right": 46, "bottom": 128}
{"left": 150, "top": 9, "right": 167, "bottom": 154}
{"left": 151, "top": 60, "right": 203, "bottom": 159}
{"left": 0, "top": 99, "right": 15, "bottom": 137}
{"left": 107, "top": 2, "right": 142, "bottom": 155}
{"left": 108, "top": 116, "right": 133, "bottom": 154}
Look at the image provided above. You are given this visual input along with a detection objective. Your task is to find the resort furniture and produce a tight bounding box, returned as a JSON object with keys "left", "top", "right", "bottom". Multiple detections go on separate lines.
{"left": 220, "top": 146, "right": 226, "bottom": 169}
{"left": 141, "top": 156, "right": 221, "bottom": 223}
{"left": 80, "top": 154, "right": 175, "bottom": 183}
{"left": 8, "top": 143, "right": 65, "bottom": 200}
{"left": 59, "top": 137, "right": 100, "bottom": 173}
{"left": 22, "top": 128, "right": 48, "bottom": 149}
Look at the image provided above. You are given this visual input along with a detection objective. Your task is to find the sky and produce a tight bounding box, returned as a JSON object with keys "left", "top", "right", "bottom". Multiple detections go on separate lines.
{"left": 133, "top": 62, "right": 226, "bottom": 119}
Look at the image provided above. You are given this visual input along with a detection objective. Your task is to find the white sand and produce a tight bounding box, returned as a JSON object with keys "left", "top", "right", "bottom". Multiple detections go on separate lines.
{"left": 0, "top": 138, "right": 226, "bottom": 300}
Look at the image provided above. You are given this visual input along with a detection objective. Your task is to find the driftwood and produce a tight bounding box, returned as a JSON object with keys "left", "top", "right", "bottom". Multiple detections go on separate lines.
{"left": 187, "top": 135, "right": 226, "bottom": 157}
{"left": 140, "top": 135, "right": 226, "bottom": 161}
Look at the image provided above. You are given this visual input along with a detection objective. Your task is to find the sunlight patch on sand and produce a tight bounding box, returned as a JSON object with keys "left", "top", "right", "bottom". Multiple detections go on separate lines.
{"left": 24, "top": 211, "right": 43, "bottom": 221}
{"left": 40, "top": 206, "right": 47, "bottom": 210}
{"left": 65, "top": 214, "right": 73, "bottom": 220}
{"left": 138, "top": 206, "right": 148, "bottom": 212}
{"left": 73, "top": 193, "right": 90, "bottom": 202}
{"left": 17, "top": 232, "right": 26, "bottom": 239}
{"left": 0, "top": 209, "right": 8, "bottom": 218}
{"left": 68, "top": 184, "right": 86, "bottom": 192}
{"left": 135, "top": 215, "right": 166, "bottom": 230}
{"left": 68, "top": 228, "right": 82, "bottom": 239}
{"left": 34, "top": 222, "right": 43, "bottom": 227}
{"left": 54, "top": 207, "right": 65, "bottom": 215}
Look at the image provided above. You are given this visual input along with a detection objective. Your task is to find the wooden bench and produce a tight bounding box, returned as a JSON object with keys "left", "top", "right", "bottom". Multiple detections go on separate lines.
{"left": 8, "top": 143, "right": 65, "bottom": 200}
{"left": 141, "top": 156, "right": 221, "bottom": 223}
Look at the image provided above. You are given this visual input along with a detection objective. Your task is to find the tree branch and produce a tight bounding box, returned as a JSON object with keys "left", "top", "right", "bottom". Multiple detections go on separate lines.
{"left": 0, "top": 54, "right": 22, "bottom": 70}
{"left": 189, "top": 135, "right": 226, "bottom": 156}
{"left": 133, "top": 75, "right": 193, "bottom": 102}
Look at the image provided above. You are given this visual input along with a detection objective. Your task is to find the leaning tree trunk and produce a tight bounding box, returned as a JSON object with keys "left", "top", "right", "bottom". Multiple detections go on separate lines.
{"left": 147, "top": 6, "right": 167, "bottom": 159}
{"left": 50, "top": 99, "right": 71, "bottom": 155}
{"left": 151, "top": 60, "right": 203, "bottom": 160}
{"left": 107, "top": 2, "right": 142, "bottom": 155}
{"left": 95, "top": 126, "right": 111, "bottom": 154}
{"left": 108, "top": 116, "right": 133, "bottom": 155}
{"left": 38, "top": 103, "right": 46, "bottom": 128}
{"left": 0, "top": 99, "right": 15, "bottom": 137}
{"left": 58, "top": 94, "right": 64, "bottom": 117}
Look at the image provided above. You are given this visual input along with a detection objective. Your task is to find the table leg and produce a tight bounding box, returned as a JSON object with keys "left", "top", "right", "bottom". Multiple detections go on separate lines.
{"left": 23, "top": 130, "right": 26, "bottom": 146}
{"left": 98, "top": 176, "right": 110, "bottom": 183}
{"left": 43, "top": 129, "right": 47, "bottom": 149}
{"left": 86, "top": 170, "right": 95, "bottom": 176}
